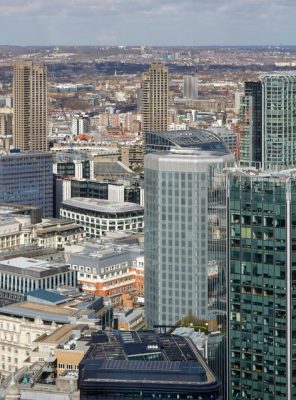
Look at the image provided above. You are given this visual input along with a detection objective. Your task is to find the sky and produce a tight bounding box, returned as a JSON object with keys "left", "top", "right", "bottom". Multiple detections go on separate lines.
{"left": 0, "top": 0, "right": 296, "bottom": 46}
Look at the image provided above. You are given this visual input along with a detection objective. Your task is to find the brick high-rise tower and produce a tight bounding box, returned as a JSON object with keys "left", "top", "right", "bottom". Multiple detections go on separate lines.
{"left": 141, "top": 64, "right": 168, "bottom": 134}
{"left": 13, "top": 61, "right": 48, "bottom": 152}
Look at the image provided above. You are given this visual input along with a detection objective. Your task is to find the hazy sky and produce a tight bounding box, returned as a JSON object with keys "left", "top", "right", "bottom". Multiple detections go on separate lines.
{"left": 0, "top": 0, "right": 296, "bottom": 46}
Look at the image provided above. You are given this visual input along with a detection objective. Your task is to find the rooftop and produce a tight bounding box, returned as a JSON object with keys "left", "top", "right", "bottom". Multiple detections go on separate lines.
{"left": 79, "top": 330, "right": 219, "bottom": 390}
{"left": 68, "top": 243, "right": 143, "bottom": 271}
{"left": 226, "top": 166, "right": 296, "bottom": 179}
{"left": 0, "top": 291, "right": 107, "bottom": 324}
{"left": 27, "top": 289, "right": 68, "bottom": 305}
{"left": 0, "top": 257, "right": 69, "bottom": 278}
{"left": 62, "top": 198, "right": 143, "bottom": 214}
{"left": 146, "top": 129, "right": 230, "bottom": 153}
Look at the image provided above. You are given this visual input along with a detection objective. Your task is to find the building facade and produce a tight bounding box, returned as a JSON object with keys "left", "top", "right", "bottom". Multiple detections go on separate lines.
{"left": 145, "top": 148, "right": 234, "bottom": 328}
{"left": 261, "top": 73, "right": 296, "bottom": 169}
{"left": 13, "top": 61, "right": 48, "bottom": 152}
{"left": 34, "top": 219, "right": 84, "bottom": 249}
{"left": 60, "top": 198, "right": 144, "bottom": 238}
{"left": 0, "top": 313, "right": 58, "bottom": 377}
{"left": 0, "top": 152, "right": 53, "bottom": 217}
{"left": 0, "top": 216, "right": 33, "bottom": 251}
{"left": 227, "top": 168, "right": 296, "bottom": 399}
{"left": 239, "top": 81, "right": 262, "bottom": 166}
{"left": 183, "top": 75, "right": 198, "bottom": 100}
{"left": 0, "top": 257, "right": 76, "bottom": 295}
{"left": 68, "top": 244, "right": 144, "bottom": 306}
{"left": 141, "top": 64, "right": 168, "bottom": 134}
{"left": 72, "top": 114, "right": 91, "bottom": 136}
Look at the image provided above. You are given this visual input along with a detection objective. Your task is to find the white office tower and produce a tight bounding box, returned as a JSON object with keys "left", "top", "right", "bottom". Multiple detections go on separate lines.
{"left": 144, "top": 147, "right": 234, "bottom": 328}
{"left": 183, "top": 75, "right": 198, "bottom": 100}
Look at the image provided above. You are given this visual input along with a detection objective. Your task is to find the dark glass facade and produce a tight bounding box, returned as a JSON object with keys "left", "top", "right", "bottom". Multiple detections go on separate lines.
{"left": 239, "top": 81, "right": 262, "bottom": 166}
{"left": 0, "top": 152, "right": 53, "bottom": 217}
{"left": 71, "top": 180, "right": 108, "bottom": 199}
{"left": 228, "top": 170, "right": 296, "bottom": 399}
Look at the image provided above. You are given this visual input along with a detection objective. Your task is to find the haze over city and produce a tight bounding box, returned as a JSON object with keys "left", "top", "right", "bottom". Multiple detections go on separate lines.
{"left": 0, "top": 0, "right": 296, "bottom": 399}
{"left": 0, "top": 0, "right": 296, "bottom": 46}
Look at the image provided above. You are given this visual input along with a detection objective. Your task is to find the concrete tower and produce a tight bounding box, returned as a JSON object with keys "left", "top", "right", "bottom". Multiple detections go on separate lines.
{"left": 141, "top": 64, "right": 168, "bottom": 134}
{"left": 13, "top": 61, "right": 48, "bottom": 152}
{"left": 183, "top": 75, "right": 198, "bottom": 100}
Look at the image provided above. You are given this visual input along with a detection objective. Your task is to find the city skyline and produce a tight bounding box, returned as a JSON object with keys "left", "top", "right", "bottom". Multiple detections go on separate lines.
{"left": 0, "top": 0, "right": 295, "bottom": 46}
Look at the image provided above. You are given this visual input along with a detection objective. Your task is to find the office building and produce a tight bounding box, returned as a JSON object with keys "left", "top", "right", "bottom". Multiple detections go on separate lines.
{"left": 67, "top": 243, "right": 144, "bottom": 306}
{"left": 141, "top": 64, "right": 168, "bottom": 133}
{"left": 239, "top": 81, "right": 262, "bottom": 166}
{"left": 78, "top": 330, "right": 221, "bottom": 399}
{"left": 54, "top": 177, "right": 144, "bottom": 218}
{"left": 0, "top": 152, "right": 53, "bottom": 217}
{"left": 0, "top": 257, "right": 76, "bottom": 295}
{"left": 183, "top": 75, "right": 198, "bottom": 100}
{"left": 145, "top": 146, "right": 234, "bottom": 328}
{"left": 208, "top": 126, "right": 238, "bottom": 157}
{"left": 227, "top": 168, "right": 296, "bottom": 399}
{"left": 13, "top": 61, "right": 48, "bottom": 152}
{"left": 261, "top": 72, "right": 296, "bottom": 169}
{"left": 0, "top": 215, "right": 33, "bottom": 251}
{"left": 60, "top": 198, "right": 144, "bottom": 238}
{"left": 34, "top": 218, "right": 84, "bottom": 249}
{"left": 53, "top": 159, "right": 93, "bottom": 179}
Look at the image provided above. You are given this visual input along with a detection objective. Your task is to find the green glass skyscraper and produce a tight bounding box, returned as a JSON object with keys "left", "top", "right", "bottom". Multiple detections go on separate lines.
{"left": 262, "top": 73, "right": 296, "bottom": 169}
{"left": 227, "top": 168, "right": 296, "bottom": 399}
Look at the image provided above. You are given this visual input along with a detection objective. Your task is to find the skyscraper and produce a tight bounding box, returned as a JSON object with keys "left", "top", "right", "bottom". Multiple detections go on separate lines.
{"left": 13, "top": 61, "right": 48, "bottom": 152}
{"left": 145, "top": 142, "right": 234, "bottom": 329}
{"left": 141, "top": 64, "right": 168, "bottom": 134}
{"left": 261, "top": 72, "right": 296, "bottom": 169}
{"left": 183, "top": 75, "right": 198, "bottom": 100}
{"left": 227, "top": 167, "right": 296, "bottom": 399}
{"left": 238, "top": 81, "right": 262, "bottom": 166}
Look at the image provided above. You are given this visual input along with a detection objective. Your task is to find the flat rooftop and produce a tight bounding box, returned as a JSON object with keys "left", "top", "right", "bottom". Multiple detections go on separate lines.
{"left": 62, "top": 198, "right": 143, "bottom": 214}
{"left": 69, "top": 243, "right": 143, "bottom": 271}
{"left": 80, "top": 330, "right": 218, "bottom": 387}
{"left": 0, "top": 257, "right": 69, "bottom": 278}
{"left": 0, "top": 294, "right": 104, "bottom": 324}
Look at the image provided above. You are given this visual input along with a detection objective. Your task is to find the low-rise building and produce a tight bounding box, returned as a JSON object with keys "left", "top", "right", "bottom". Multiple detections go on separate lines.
{"left": 34, "top": 218, "right": 84, "bottom": 249}
{"left": 0, "top": 289, "right": 113, "bottom": 376}
{"left": 0, "top": 311, "right": 58, "bottom": 377}
{"left": 78, "top": 330, "right": 221, "bottom": 399}
{"left": 114, "top": 307, "right": 145, "bottom": 330}
{"left": 0, "top": 216, "right": 33, "bottom": 251}
{"left": 60, "top": 198, "right": 144, "bottom": 238}
{"left": 67, "top": 243, "right": 144, "bottom": 306}
{"left": 0, "top": 257, "right": 76, "bottom": 296}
